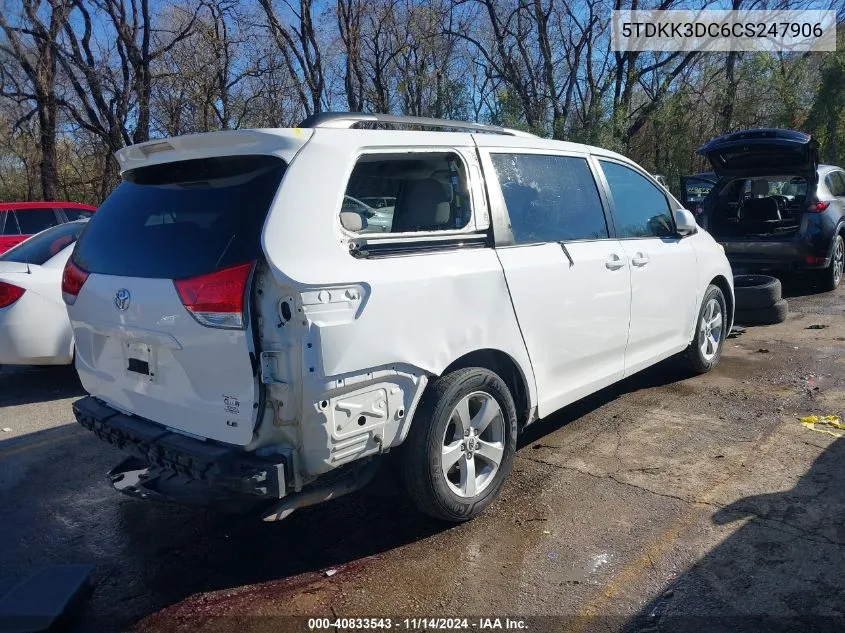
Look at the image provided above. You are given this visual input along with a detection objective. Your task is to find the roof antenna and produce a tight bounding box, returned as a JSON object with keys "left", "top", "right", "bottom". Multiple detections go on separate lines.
{"left": 559, "top": 242, "right": 574, "bottom": 267}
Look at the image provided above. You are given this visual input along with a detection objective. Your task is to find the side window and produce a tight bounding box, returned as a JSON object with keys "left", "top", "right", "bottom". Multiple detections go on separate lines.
{"left": 490, "top": 153, "right": 608, "bottom": 244}
{"left": 1, "top": 210, "right": 20, "bottom": 235}
{"left": 62, "top": 207, "right": 94, "bottom": 221}
{"left": 340, "top": 152, "right": 472, "bottom": 235}
{"left": 826, "top": 172, "right": 845, "bottom": 197}
{"left": 15, "top": 209, "right": 59, "bottom": 235}
{"left": 837, "top": 172, "right": 845, "bottom": 197}
{"left": 600, "top": 161, "right": 674, "bottom": 238}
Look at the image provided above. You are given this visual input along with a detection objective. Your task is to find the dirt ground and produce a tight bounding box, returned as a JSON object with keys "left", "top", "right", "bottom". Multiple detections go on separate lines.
{"left": 1, "top": 276, "right": 843, "bottom": 633}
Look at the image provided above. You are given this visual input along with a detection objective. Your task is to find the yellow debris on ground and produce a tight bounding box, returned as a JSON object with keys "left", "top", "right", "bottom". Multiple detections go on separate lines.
{"left": 799, "top": 415, "right": 844, "bottom": 438}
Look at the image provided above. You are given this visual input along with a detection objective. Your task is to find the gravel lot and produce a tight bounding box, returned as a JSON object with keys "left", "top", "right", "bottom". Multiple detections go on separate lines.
{"left": 1, "top": 276, "right": 843, "bottom": 633}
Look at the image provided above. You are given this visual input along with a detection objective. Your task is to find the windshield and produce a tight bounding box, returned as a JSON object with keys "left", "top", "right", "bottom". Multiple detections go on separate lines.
{"left": 683, "top": 178, "right": 716, "bottom": 206}
{"left": 72, "top": 155, "right": 286, "bottom": 279}
{"left": 0, "top": 221, "right": 87, "bottom": 265}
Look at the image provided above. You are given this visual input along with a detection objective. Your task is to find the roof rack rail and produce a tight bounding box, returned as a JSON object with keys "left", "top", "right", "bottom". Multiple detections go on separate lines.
{"left": 298, "top": 112, "right": 536, "bottom": 138}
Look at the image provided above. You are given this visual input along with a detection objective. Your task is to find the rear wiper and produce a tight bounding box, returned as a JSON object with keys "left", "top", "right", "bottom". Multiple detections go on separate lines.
{"left": 214, "top": 234, "right": 236, "bottom": 269}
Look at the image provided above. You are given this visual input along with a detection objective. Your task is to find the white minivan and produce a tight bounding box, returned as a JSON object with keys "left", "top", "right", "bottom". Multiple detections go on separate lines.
{"left": 64, "top": 113, "right": 733, "bottom": 522}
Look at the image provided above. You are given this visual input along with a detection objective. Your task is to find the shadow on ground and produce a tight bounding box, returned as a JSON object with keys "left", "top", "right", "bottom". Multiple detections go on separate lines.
{"left": 1, "top": 358, "right": 694, "bottom": 632}
{"left": 625, "top": 437, "right": 845, "bottom": 632}
{"left": 519, "top": 358, "right": 689, "bottom": 448}
{"left": 0, "top": 365, "right": 84, "bottom": 407}
{"left": 774, "top": 271, "right": 841, "bottom": 300}
{"left": 0, "top": 422, "right": 449, "bottom": 633}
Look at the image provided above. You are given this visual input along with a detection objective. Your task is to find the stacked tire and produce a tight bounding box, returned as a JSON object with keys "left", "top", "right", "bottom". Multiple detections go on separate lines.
{"left": 733, "top": 275, "right": 788, "bottom": 325}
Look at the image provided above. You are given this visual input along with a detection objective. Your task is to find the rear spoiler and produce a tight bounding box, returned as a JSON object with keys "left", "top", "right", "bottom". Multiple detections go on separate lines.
{"left": 115, "top": 129, "right": 314, "bottom": 175}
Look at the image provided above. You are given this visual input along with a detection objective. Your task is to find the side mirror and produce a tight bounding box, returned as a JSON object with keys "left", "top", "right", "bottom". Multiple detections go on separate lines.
{"left": 673, "top": 208, "right": 698, "bottom": 236}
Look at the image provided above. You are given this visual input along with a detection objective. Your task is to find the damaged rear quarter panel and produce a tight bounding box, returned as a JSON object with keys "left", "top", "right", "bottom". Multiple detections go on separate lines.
{"left": 259, "top": 131, "right": 536, "bottom": 477}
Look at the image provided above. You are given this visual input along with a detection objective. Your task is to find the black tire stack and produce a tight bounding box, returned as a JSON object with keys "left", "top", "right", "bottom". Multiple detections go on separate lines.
{"left": 733, "top": 274, "right": 788, "bottom": 325}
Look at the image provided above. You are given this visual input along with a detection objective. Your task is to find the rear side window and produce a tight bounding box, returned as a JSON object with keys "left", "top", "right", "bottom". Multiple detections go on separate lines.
{"left": 826, "top": 172, "right": 845, "bottom": 197}
{"left": 340, "top": 152, "right": 471, "bottom": 234}
{"left": 0, "top": 221, "right": 86, "bottom": 265}
{"left": 1, "top": 211, "right": 20, "bottom": 235}
{"left": 491, "top": 153, "right": 608, "bottom": 244}
{"left": 599, "top": 161, "right": 674, "bottom": 238}
{"left": 73, "top": 155, "right": 285, "bottom": 279}
{"left": 15, "top": 209, "right": 59, "bottom": 234}
{"left": 62, "top": 207, "right": 94, "bottom": 221}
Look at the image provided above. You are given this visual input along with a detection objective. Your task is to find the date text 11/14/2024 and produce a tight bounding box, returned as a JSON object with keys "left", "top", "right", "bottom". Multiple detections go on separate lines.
{"left": 307, "top": 617, "right": 529, "bottom": 630}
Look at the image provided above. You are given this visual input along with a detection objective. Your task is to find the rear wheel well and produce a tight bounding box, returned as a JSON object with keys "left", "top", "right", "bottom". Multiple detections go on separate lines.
{"left": 440, "top": 349, "right": 530, "bottom": 429}
{"left": 710, "top": 275, "right": 734, "bottom": 329}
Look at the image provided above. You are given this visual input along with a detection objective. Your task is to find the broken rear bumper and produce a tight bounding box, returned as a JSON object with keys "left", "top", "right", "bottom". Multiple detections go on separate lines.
{"left": 73, "top": 396, "right": 288, "bottom": 505}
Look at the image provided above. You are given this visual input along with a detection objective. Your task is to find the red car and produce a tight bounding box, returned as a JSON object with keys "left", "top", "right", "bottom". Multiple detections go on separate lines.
{"left": 0, "top": 202, "right": 96, "bottom": 254}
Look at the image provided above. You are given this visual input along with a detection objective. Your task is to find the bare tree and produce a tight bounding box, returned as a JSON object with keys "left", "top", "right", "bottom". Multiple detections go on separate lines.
{"left": 56, "top": 0, "right": 200, "bottom": 195}
{"left": 0, "top": 0, "right": 71, "bottom": 200}
{"left": 151, "top": 0, "right": 266, "bottom": 134}
{"left": 337, "top": 0, "right": 366, "bottom": 111}
{"left": 0, "top": 0, "right": 841, "bottom": 206}
{"left": 259, "top": 0, "right": 326, "bottom": 115}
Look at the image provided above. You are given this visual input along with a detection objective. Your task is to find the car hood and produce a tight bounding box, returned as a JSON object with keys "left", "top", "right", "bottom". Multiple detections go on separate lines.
{"left": 697, "top": 129, "right": 818, "bottom": 180}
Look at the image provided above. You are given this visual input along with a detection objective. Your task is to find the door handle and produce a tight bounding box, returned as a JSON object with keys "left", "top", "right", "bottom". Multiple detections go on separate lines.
{"left": 605, "top": 254, "right": 626, "bottom": 270}
{"left": 631, "top": 252, "right": 649, "bottom": 267}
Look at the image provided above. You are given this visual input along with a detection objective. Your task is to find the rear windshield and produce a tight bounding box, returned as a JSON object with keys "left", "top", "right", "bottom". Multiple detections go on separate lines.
{"left": 0, "top": 221, "right": 87, "bottom": 265}
{"left": 72, "top": 155, "right": 285, "bottom": 279}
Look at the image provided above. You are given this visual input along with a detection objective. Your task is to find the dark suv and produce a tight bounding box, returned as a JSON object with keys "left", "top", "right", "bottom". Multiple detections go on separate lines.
{"left": 698, "top": 128, "right": 844, "bottom": 290}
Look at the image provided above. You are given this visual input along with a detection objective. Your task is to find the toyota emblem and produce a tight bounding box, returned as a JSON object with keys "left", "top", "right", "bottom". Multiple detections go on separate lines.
{"left": 114, "top": 288, "right": 131, "bottom": 312}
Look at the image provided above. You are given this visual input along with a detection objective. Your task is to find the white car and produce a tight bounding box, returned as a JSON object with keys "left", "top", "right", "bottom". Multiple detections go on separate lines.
{"left": 342, "top": 195, "right": 394, "bottom": 233}
{"left": 0, "top": 221, "right": 87, "bottom": 365}
{"left": 65, "top": 113, "right": 733, "bottom": 522}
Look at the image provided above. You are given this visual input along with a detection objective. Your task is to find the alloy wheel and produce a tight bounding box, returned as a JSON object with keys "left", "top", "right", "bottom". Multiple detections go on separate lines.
{"left": 441, "top": 391, "right": 506, "bottom": 498}
{"left": 699, "top": 297, "right": 723, "bottom": 362}
{"left": 833, "top": 237, "right": 844, "bottom": 286}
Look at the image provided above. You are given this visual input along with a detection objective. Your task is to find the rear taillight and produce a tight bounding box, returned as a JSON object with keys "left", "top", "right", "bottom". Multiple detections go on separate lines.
{"left": 806, "top": 201, "right": 830, "bottom": 213}
{"left": 0, "top": 281, "right": 25, "bottom": 308}
{"left": 61, "top": 260, "right": 89, "bottom": 305}
{"left": 174, "top": 261, "right": 253, "bottom": 329}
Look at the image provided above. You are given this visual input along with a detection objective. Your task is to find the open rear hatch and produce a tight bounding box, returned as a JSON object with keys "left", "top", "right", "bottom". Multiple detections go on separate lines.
{"left": 65, "top": 151, "right": 290, "bottom": 446}
{"left": 697, "top": 128, "right": 818, "bottom": 180}
{"left": 698, "top": 129, "right": 818, "bottom": 242}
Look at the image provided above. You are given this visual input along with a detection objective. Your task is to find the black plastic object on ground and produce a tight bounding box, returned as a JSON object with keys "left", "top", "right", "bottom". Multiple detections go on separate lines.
{"left": 0, "top": 565, "right": 92, "bottom": 633}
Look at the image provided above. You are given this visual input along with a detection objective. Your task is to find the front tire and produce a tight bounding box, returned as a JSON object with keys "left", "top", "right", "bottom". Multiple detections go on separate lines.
{"left": 679, "top": 284, "right": 727, "bottom": 375}
{"left": 400, "top": 367, "right": 517, "bottom": 522}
